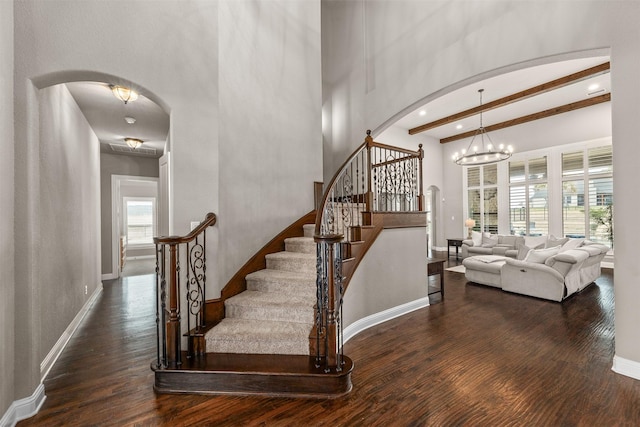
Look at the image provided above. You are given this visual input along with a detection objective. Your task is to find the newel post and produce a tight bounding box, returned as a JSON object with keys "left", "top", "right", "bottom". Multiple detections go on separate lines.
{"left": 314, "top": 233, "right": 344, "bottom": 372}
{"left": 418, "top": 143, "right": 425, "bottom": 211}
{"left": 365, "top": 130, "right": 374, "bottom": 212}
{"left": 166, "top": 243, "right": 182, "bottom": 367}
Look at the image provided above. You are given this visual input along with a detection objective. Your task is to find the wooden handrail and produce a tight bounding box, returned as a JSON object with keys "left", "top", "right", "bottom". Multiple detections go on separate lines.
{"left": 154, "top": 211, "right": 217, "bottom": 368}
{"left": 154, "top": 212, "right": 217, "bottom": 245}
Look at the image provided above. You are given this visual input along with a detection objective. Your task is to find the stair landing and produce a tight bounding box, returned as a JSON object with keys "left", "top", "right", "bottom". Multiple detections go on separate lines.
{"left": 152, "top": 352, "right": 353, "bottom": 398}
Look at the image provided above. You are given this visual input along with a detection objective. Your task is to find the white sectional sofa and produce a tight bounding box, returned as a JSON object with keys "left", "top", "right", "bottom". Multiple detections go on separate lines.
{"left": 462, "top": 236, "right": 609, "bottom": 302}
{"left": 461, "top": 231, "right": 527, "bottom": 259}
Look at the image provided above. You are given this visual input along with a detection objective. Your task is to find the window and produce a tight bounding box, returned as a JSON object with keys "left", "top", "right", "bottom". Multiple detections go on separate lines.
{"left": 561, "top": 145, "right": 612, "bottom": 246}
{"left": 509, "top": 157, "right": 548, "bottom": 236}
{"left": 124, "top": 198, "right": 156, "bottom": 246}
{"left": 466, "top": 164, "right": 498, "bottom": 233}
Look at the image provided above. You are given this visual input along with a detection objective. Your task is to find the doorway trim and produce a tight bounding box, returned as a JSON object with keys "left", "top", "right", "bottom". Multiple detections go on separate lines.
{"left": 105, "top": 174, "right": 159, "bottom": 280}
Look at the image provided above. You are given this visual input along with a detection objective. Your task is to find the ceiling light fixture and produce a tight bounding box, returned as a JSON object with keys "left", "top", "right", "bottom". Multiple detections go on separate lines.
{"left": 419, "top": 110, "right": 427, "bottom": 116}
{"left": 451, "top": 89, "right": 513, "bottom": 166}
{"left": 110, "top": 85, "right": 139, "bottom": 104}
{"left": 125, "top": 138, "right": 143, "bottom": 150}
{"left": 124, "top": 116, "right": 136, "bottom": 124}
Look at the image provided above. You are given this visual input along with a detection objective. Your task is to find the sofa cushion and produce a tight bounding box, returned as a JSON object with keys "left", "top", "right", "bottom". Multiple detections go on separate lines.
{"left": 546, "top": 235, "right": 569, "bottom": 248}
{"left": 559, "top": 238, "right": 584, "bottom": 252}
{"left": 517, "top": 244, "right": 531, "bottom": 260}
{"left": 481, "top": 234, "right": 499, "bottom": 248}
{"left": 499, "top": 235, "right": 517, "bottom": 247}
{"left": 524, "top": 235, "right": 547, "bottom": 249}
{"left": 524, "top": 246, "right": 560, "bottom": 264}
{"left": 471, "top": 230, "right": 483, "bottom": 246}
{"left": 468, "top": 246, "right": 495, "bottom": 256}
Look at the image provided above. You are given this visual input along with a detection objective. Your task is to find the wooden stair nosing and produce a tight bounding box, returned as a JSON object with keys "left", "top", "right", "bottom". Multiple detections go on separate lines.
{"left": 153, "top": 352, "right": 353, "bottom": 398}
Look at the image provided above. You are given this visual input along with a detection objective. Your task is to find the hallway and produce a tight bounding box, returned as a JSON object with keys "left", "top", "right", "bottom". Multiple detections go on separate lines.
{"left": 19, "top": 261, "right": 640, "bottom": 426}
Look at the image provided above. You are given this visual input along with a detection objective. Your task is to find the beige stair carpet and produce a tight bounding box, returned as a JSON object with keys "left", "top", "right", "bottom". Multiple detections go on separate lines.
{"left": 205, "top": 225, "right": 317, "bottom": 355}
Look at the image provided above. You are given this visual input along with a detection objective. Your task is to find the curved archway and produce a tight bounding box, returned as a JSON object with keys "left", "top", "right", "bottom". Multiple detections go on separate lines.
{"left": 31, "top": 69, "right": 171, "bottom": 115}
{"left": 372, "top": 48, "right": 610, "bottom": 138}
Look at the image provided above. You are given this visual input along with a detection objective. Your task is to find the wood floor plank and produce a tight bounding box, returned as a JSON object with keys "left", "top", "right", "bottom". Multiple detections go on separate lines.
{"left": 18, "top": 255, "right": 640, "bottom": 426}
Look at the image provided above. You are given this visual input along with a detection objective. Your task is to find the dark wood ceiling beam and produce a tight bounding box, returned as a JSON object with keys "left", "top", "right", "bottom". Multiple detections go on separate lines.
{"left": 439, "top": 93, "right": 610, "bottom": 144}
{"left": 409, "top": 62, "right": 610, "bottom": 136}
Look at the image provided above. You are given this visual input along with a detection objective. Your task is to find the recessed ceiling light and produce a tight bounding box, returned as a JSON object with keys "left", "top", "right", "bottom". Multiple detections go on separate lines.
{"left": 124, "top": 116, "right": 136, "bottom": 124}
{"left": 419, "top": 110, "right": 427, "bottom": 116}
{"left": 456, "top": 124, "right": 463, "bottom": 130}
{"left": 588, "top": 83, "right": 600, "bottom": 92}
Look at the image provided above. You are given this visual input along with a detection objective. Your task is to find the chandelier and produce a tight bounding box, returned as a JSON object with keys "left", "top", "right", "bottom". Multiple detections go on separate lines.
{"left": 452, "top": 89, "right": 513, "bottom": 166}
{"left": 110, "top": 85, "right": 139, "bottom": 104}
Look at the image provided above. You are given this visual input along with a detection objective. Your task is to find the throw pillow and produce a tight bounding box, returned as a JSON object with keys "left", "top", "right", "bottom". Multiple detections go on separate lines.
{"left": 559, "top": 238, "right": 584, "bottom": 252}
{"left": 546, "top": 235, "right": 569, "bottom": 249}
{"left": 524, "top": 246, "right": 560, "bottom": 264}
{"left": 524, "top": 235, "right": 547, "bottom": 250}
{"left": 517, "top": 244, "right": 531, "bottom": 260}
{"left": 471, "top": 230, "right": 483, "bottom": 246}
{"left": 481, "top": 234, "right": 499, "bottom": 248}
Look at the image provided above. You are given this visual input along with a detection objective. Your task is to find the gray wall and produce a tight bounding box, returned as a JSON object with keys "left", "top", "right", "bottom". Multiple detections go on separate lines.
{"left": 322, "top": 0, "right": 640, "bottom": 375}
{"left": 12, "top": 82, "right": 101, "bottom": 399}
{"left": 100, "top": 153, "right": 159, "bottom": 275}
{"left": 11, "top": 0, "right": 322, "bottom": 404}
{"left": 0, "top": 0, "right": 14, "bottom": 418}
{"left": 217, "top": 1, "right": 323, "bottom": 285}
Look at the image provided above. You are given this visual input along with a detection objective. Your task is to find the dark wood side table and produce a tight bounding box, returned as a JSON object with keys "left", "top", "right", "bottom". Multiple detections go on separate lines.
{"left": 447, "top": 238, "right": 464, "bottom": 259}
{"left": 427, "top": 257, "right": 446, "bottom": 300}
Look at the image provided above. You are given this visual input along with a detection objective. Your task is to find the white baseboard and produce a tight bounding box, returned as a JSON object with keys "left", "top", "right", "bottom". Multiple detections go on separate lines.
{"left": 0, "top": 383, "right": 46, "bottom": 427}
{"left": 101, "top": 272, "right": 117, "bottom": 280}
{"left": 40, "top": 283, "right": 103, "bottom": 380}
{"left": 612, "top": 355, "right": 640, "bottom": 381}
{"left": 601, "top": 261, "right": 614, "bottom": 269}
{"left": 343, "top": 297, "right": 429, "bottom": 345}
{"left": 432, "top": 246, "right": 447, "bottom": 252}
{"left": 126, "top": 255, "right": 155, "bottom": 261}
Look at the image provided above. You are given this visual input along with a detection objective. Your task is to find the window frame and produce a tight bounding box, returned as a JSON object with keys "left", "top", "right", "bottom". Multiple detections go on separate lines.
{"left": 123, "top": 196, "right": 158, "bottom": 248}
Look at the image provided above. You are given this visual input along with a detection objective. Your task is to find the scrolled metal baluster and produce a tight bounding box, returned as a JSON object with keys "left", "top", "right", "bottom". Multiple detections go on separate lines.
{"left": 159, "top": 245, "right": 167, "bottom": 368}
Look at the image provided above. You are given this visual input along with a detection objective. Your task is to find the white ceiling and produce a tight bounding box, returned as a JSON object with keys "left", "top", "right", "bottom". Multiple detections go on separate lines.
{"left": 66, "top": 81, "right": 170, "bottom": 158}
{"left": 394, "top": 55, "right": 611, "bottom": 141}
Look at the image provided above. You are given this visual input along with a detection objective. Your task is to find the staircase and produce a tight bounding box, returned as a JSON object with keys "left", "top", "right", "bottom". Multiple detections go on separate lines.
{"left": 205, "top": 225, "right": 317, "bottom": 355}
{"left": 151, "top": 132, "right": 425, "bottom": 398}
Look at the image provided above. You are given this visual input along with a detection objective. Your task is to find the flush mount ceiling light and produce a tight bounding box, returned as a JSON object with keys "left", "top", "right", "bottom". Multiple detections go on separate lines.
{"left": 110, "top": 85, "right": 139, "bottom": 104}
{"left": 124, "top": 116, "right": 136, "bottom": 124}
{"left": 125, "top": 138, "right": 143, "bottom": 149}
{"left": 451, "top": 89, "right": 513, "bottom": 166}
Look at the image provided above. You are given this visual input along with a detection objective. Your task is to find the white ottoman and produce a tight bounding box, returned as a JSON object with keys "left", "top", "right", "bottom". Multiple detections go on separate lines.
{"left": 462, "top": 255, "right": 507, "bottom": 288}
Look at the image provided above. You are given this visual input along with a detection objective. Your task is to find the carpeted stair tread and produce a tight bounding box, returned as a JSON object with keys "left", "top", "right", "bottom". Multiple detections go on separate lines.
{"left": 226, "top": 290, "right": 313, "bottom": 307}
{"left": 303, "top": 224, "right": 315, "bottom": 238}
{"left": 265, "top": 251, "right": 316, "bottom": 273}
{"left": 205, "top": 318, "right": 311, "bottom": 355}
{"left": 225, "top": 291, "right": 314, "bottom": 323}
{"left": 246, "top": 269, "right": 315, "bottom": 296}
{"left": 284, "top": 236, "right": 316, "bottom": 254}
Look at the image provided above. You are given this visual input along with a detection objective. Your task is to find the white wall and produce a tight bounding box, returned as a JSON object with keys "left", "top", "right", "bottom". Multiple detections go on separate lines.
{"left": 0, "top": 0, "right": 14, "bottom": 418}
{"left": 217, "top": 0, "right": 323, "bottom": 285}
{"left": 344, "top": 227, "right": 428, "bottom": 329}
{"left": 322, "top": 0, "right": 640, "bottom": 376}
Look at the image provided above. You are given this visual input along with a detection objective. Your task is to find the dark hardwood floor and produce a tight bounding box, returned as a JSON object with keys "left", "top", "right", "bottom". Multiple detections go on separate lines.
{"left": 19, "top": 253, "right": 640, "bottom": 426}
